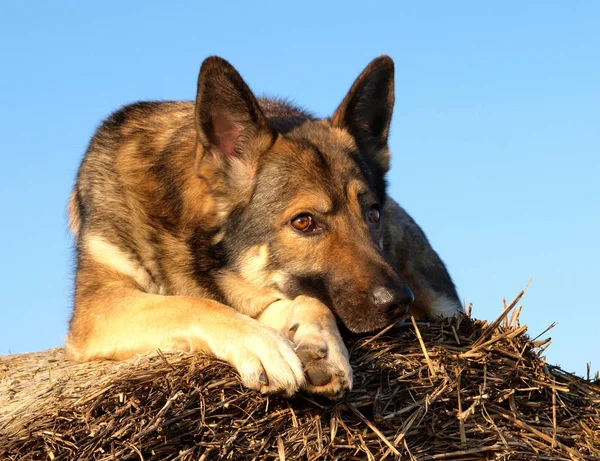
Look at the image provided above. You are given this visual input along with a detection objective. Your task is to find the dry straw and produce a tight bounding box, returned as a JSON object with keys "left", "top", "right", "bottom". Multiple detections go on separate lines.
{"left": 1, "top": 289, "right": 599, "bottom": 460}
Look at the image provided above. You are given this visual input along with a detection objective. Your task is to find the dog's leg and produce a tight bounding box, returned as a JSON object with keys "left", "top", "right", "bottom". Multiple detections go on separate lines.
{"left": 67, "top": 261, "right": 305, "bottom": 396}
{"left": 258, "top": 296, "right": 352, "bottom": 398}
{"left": 383, "top": 198, "right": 463, "bottom": 318}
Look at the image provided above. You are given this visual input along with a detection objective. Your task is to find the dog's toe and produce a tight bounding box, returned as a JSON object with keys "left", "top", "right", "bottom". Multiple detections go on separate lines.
{"left": 292, "top": 328, "right": 352, "bottom": 398}
{"left": 306, "top": 363, "right": 332, "bottom": 387}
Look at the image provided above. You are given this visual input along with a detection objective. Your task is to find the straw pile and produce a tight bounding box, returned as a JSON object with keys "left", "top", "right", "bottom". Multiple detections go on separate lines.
{"left": 1, "top": 289, "right": 599, "bottom": 460}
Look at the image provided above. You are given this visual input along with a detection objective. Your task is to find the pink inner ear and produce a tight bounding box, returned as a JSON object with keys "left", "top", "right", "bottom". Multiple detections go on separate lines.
{"left": 213, "top": 112, "right": 243, "bottom": 157}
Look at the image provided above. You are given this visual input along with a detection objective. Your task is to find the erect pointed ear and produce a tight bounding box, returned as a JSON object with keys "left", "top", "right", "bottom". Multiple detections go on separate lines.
{"left": 194, "top": 56, "right": 275, "bottom": 172}
{"left": 332, "top": 56, "right": 395, "bottom": 173}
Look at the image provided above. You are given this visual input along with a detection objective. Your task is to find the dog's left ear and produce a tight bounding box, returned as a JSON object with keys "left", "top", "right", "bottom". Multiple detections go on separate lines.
{"left": 332, "top": 56, "right": 395, "bottom": 174}
{"left": 194, "top": 56, "right": 275, "bottom": 173}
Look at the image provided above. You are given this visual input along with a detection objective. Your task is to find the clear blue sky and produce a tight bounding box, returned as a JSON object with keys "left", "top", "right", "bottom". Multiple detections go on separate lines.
{"left": 1, "top": 1, "right": 598, "bottom": 377}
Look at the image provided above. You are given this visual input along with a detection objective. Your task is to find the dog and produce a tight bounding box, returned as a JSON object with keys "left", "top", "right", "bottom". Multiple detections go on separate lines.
{"left": 66, "top": 55, "right": 462, "bottom": 398}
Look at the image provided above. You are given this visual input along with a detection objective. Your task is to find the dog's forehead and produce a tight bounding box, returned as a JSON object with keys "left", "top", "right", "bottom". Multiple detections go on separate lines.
{"left": 275, "top": 121, "right": 362, "bottom": 180}
{"left": 258, "top": 121, "right": 373, "bottom": 204}
{"left": 289, "top": 120, "right": 357, "bottom": 154}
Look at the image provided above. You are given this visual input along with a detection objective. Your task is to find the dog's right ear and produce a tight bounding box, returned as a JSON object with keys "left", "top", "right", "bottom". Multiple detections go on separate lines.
{"left": 194, "top": 57, "right": 275, "bottom": 173}
{"left": 332, "top": 56, "right": 395, "bottom": 175}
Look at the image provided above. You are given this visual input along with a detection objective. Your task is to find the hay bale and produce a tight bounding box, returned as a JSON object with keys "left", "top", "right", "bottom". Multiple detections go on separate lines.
{"left": 1, "top": 292, "right": 599, "bottom": 460}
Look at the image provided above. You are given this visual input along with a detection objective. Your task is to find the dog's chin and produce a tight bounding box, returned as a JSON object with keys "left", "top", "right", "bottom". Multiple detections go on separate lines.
{"left": 335, "top": 316, "right": 390, "bottom": 336}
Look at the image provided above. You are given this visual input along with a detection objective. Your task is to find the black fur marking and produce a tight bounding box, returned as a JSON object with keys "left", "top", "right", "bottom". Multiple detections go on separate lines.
{"left": 283, "top": 274, "right": 333, "bottom": 309}
{"left": 259, "top": 97, "right": 315, "bottom": 134}
{"left": 149, "top": 142, "right": 184, "bottom": 231}
{"left": 104, "top": 101, "right": 164, "bottom": 132}
{"left": 223, "top": 204, "right": 275, "bottom": 267}
{"left": 313, "top": 147, "right": 330, "bottom": 173}
{"left": 144, "top": 229, "right": 167, "bottom": 290}
{"left": 350, "top": 151, "right": 387, "bottom": 204}
{"left": 187, "top": 228, "right": 227, "bottom": 302}
{"left": 418, "top": 262, "right": 460, "bottom": 301}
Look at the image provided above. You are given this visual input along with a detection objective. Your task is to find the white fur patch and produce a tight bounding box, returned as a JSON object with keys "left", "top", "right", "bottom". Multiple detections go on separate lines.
{"left": 270, "top": 271, "right": 289, "bottom": 289}
{"left": 240, "top": 245, "right": 270, "bottom": 284}
{"left": 67, "top": 190, "right": 81, "bottom": 235}
{"left": 86, "top": 234, "right": 156, "bottom": 292}
{"left": 228, "top": 156, "right": 256, "bottom": 197}
{"left": 429, "top": 294, "right": 463, "bottom": 318}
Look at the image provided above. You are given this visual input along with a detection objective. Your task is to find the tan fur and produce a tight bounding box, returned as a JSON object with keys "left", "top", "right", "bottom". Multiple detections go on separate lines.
{"left": 67, "top": 56, "right": 461, "bottom": 401}
{"left": 67, "top": 190, "right": 80, "bottom": 235}
{"left": 258, "top": 296, "right": 351, "bottom": 397}
{"left": 217, "top": 245, "right": 284, "bottom": 318}
{"left": 347, "top": 179, "right": 368, "bottom": 217}
{"left": 86, "top": 234, "right": 160, "bottom": 294}
{"left": 67, "top": 257, "right": 305, "bottom": 395}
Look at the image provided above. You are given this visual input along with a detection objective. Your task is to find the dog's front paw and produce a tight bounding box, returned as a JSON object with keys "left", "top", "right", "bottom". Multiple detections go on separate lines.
{"left": 209, "top": 319, "right": 306, "bottom": 396}
{"left": 287, "top": 297, "right": 353, "bottom": 399}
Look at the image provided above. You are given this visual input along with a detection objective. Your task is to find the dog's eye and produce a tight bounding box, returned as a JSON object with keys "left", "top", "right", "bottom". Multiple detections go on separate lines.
{"left": 291, "top": 214, "right": 319, "bottom": 233}
{"left": 366, "top": 205, "right": 381, "bottom": 224}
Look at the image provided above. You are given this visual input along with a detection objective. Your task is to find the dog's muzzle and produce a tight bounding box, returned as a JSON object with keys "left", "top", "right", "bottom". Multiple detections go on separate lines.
{"left": 370, "top": 284, "right": 414, "bottom": 320}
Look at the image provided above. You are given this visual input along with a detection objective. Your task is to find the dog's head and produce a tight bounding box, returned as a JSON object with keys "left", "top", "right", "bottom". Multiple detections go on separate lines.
{"left": 194, "top": 56, "right": 413, "bottom": 333}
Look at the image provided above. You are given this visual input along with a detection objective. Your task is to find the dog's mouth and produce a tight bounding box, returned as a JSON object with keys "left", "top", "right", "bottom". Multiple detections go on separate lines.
{"left": 331, "top": 303, "right": 408, "bottom": 335}
{"left": 336, "top": 311, "right": 411, "bottom": 338}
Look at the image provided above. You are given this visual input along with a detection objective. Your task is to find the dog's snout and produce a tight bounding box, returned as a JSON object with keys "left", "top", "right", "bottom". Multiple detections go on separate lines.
{"left": 371, "top": 286, "right": 396, "bottom": 309}
{"left": 370, "top": 285, "right": 415, "bottom": 317}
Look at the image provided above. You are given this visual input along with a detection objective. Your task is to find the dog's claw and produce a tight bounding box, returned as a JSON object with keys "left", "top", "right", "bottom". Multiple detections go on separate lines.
{"left": 259, "top": 371, "right": 269, "bottom": 386}
{"left": 288, "top": 323, "right": 300, "bottom": 339}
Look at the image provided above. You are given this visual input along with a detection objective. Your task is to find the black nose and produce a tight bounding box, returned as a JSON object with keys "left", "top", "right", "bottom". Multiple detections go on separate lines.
{"left": 371, "top": 285, "right": 414, "bottom": 317}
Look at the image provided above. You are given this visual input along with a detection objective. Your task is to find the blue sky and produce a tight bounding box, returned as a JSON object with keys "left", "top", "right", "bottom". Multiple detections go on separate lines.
{"left": 1, "top": 1, "right": 598, "bottom": 377}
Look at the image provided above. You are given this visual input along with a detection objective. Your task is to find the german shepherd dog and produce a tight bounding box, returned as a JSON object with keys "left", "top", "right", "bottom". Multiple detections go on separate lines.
{"left": 67, "top": 56, "right": 461, "bottom": 398}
